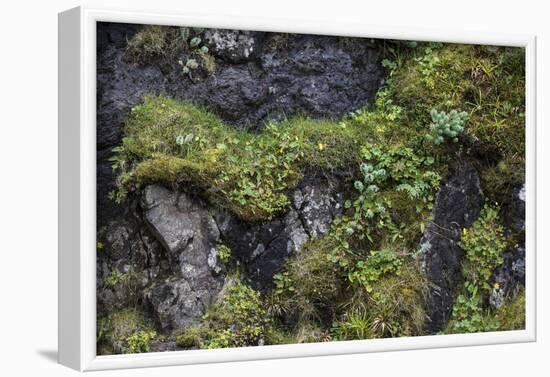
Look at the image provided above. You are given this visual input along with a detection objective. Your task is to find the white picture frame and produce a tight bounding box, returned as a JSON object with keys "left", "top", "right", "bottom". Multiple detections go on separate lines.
{"left": 58, "top": 6, "right": 537, "bottom": 372}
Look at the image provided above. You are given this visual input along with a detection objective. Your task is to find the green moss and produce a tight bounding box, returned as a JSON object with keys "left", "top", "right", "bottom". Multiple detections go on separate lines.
{"left": 348, "top": 259, "right": 427, "bottom": 338}
{"left": 97, "top": 308, "right": 156, "bottom": 355}
{"left": 271, "top": 234, "right": 347, "bottom": 325}
{"left": 175, "top": 326, "right": 204, "bottom": 348}
{"left": 111, "top": 95, "right": 378, "bottom": 221}
{"left": 495, "top": 288, "right": 525, "bottom": 330}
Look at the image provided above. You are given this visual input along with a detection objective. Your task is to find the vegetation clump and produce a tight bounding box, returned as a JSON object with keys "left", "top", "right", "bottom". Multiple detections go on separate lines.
{"left": 97, "top": 308, "right": 156, "bottom": 354}
{"left": 444, "top": 204, "right": 517, "bottom": 334}
{"left": 110, "top": 95, "right": 391, "bottom": 221}
{"left": 125, "top": 25, "right": 217, "bottom": 76}
{"left": 176, "top": 282, "right": 268, "bottom": 349}
{"left": 460, "top": 205, "right": 508, "bottom": 292}
{"left": 348, "top": 249, "right": 402, "bottom": 293}
{"left": 126, "top": 330, "right": 157, "bottom": 353}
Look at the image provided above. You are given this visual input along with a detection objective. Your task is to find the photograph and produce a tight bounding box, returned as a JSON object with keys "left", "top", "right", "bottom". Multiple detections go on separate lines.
{"left": 95, "top": 21, "right": 526, "bottom": 355}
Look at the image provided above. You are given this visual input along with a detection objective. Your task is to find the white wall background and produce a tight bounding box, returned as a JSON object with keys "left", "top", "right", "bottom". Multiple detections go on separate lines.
{"left": 0, "top": 0, "right": 547, "bottom": 375}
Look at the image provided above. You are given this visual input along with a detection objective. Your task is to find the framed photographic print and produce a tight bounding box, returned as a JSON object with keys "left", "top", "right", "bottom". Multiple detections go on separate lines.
{"left": 58, "top": 6, "right": 536, "bottom": 371}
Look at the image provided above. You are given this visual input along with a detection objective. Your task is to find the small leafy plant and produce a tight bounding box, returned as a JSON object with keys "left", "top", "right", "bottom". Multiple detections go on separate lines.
{"left": 414, "top": 47, "right": 440, "bottom": 88}
{"left": 217, "top": 242, "right": 232, "bottom": 265}
{"left": 273, "top": 272, "right": 295, "bottom": 295}
{"left": 425, "top": 109, "right": 468, "bottom": 145}
{"left": 332, "top": 310, "right": 374, "bottom": 340}
{"left": 459, "top": 204, "right": 507, "bottom": 292}
{"left": 447, "top": 282, "right": 500, "bottom": 333}
{"left": 102, "top": 270, "right": 130, "bottom": 289}
{"left": 348, "top": 249, "right": 402, "bottom": 293}
{"left": 126, "top": 330, "right": 156, "bottom": 353}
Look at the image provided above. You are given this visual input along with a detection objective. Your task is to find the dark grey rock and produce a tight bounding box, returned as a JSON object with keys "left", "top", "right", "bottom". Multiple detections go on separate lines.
{"left": 418, "top": 162, "right": 484, "bottom": 333}
{"left": 141, "top": 185, "right": 225, "bottom": 330}
{"left": 96, "top": 23, "right": 167, "bottom": 227}
{"left": 503, "top": 184, "right": 526, "bottom": 234}
{"left": 217, "top": 178, "right": 343, "bottom": 290}
{"left": 146, "top": 276, "right": 218, "bottom": 331}
{"left": 490, "top": 245, "right": 525, "bottom": 308}
{"left": 96, "top": 218, "right": 166, "bottom": 315}
{"left": 203, "top": 29, "right": 263, "bottom": 63}
{"left": 490, "top": 184, "right": 526, "bottom": 308}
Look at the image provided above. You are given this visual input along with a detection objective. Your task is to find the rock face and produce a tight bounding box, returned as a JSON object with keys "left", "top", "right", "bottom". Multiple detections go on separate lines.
{"left": 185, "top": 31, "right": 384, "bottom": 126}
{"left": 97, "top": 178, "right": 343, "bottom": 330}
{"left": 419, "top": 162, "right": 484, "bottom": 333}
{"left": 94, "top": 22, "right": 379, "bottom": 335}
{"left": 216, "top": 178, "right": 343, "bottom": 290}
{"left": 97, "top": 23, "right": 167, "bottom": 226}
{"left": 96, "top": 23, "right": 383, "bottom": 228}
{"left": 490, "top": 184, "right": 526, "bottom": 308}
{"left": 141, "top": 185, "right": 225, "bottom": 331}
{"left": 96, "top": 218, "right": 166, "bottom": 314}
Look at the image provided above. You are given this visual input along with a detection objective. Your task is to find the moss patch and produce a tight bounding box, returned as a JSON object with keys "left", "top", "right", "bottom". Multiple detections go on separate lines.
{"left": 97, "top": 308, "right": 156, "bottom": 355}
{"left": 110, "top": 95, "right": 402, "bottom": 221}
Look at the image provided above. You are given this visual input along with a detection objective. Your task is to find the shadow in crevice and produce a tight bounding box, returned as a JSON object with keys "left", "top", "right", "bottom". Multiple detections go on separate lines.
{"left": 36, "top": 349, "right": 58, "bottom": 363}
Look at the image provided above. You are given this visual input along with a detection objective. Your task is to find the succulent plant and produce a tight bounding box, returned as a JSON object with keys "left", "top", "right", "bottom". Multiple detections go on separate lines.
{"left": 425, "top": 109, "right": 468, "bottom": 145}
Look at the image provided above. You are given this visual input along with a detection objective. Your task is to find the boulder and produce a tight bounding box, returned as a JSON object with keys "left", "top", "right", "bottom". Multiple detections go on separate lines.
{"left": 418, "top": 162, "right": 484, "bottom": 333}
{"left": 141, "top": 185, "right": 225, "bottom": 330}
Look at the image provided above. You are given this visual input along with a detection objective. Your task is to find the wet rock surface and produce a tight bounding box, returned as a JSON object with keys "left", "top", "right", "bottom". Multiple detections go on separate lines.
{"left": 418, "top": 162, "right": 484, "bottom": 333}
